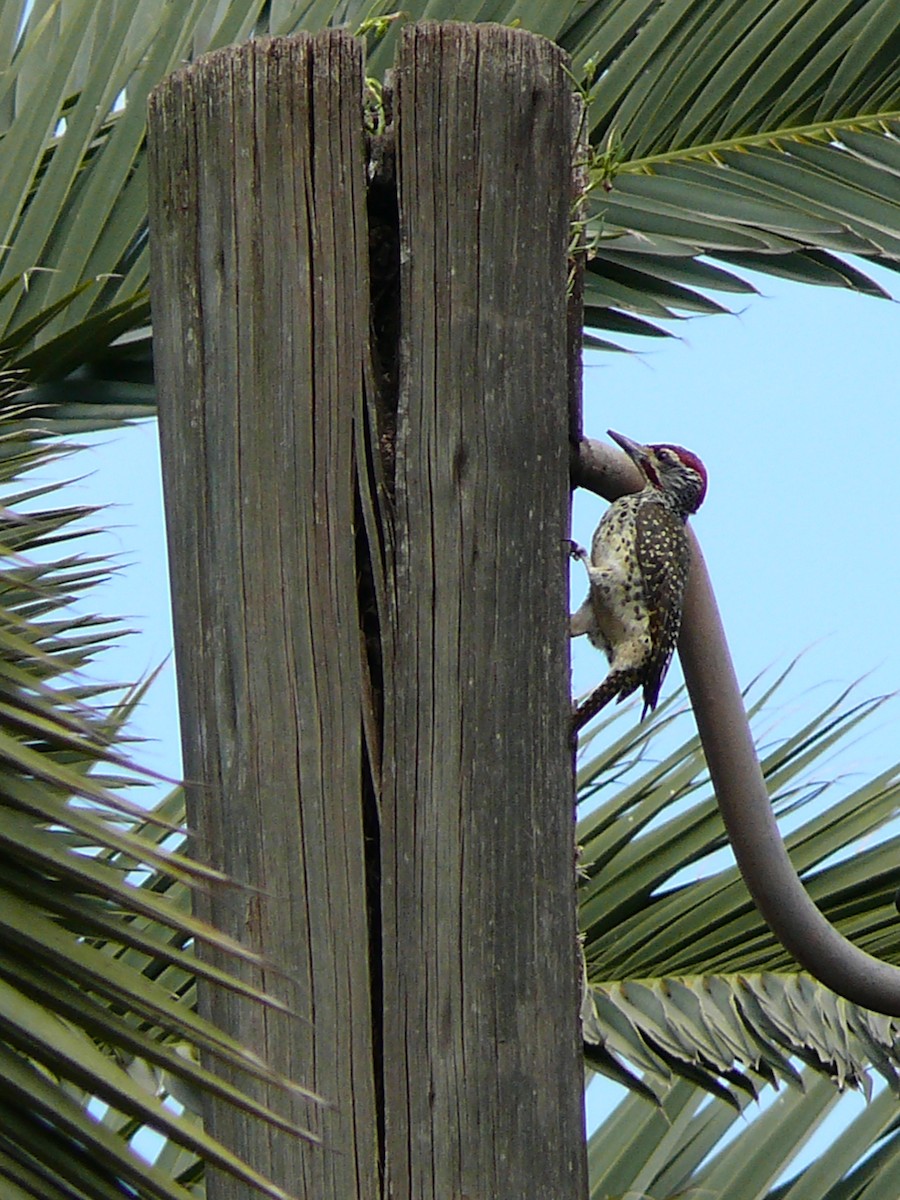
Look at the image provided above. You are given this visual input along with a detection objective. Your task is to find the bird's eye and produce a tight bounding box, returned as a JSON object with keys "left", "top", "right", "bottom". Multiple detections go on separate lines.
{"left": 657, "top": 449, "right": 676, "bottom": 464}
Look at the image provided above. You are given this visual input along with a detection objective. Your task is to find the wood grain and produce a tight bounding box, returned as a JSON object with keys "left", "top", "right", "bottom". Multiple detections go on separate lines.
{"left": 149, "top": 33, "right": 378, "bottom": 1199}
{"left": 381, "top": 22, "right": 586, "bottom": 1200}
{"left": 150, "top": 22, "right": 585, "bottom": 1199}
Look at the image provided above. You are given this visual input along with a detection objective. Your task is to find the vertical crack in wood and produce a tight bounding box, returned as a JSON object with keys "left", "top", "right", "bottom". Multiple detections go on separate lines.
{"left": 366, "top": 93, "right": 400, "bottom": 499}
{"left": 358, "top": 93, "right": 402, "bottom": 1195}
{"left": 355, "top": 472, "right": 387, "bottom": 1192}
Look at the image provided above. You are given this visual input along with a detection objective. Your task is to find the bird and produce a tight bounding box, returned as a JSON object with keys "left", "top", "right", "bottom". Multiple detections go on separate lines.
{"left": 570, "top": 429, "right": 708, "bottom": 732}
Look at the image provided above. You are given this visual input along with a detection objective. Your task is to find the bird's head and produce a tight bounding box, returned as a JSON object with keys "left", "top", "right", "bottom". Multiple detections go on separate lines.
{"left": 608, "top": 429, "right": 708, "bottom": 516}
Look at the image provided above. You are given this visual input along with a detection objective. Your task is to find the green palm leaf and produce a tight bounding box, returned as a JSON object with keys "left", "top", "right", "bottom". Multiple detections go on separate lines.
{"left": 572, "top": 0, "right": 900, "bottom": 341}
{"left": 0, "top": 0, "right": 898, "bottom": 412}
{"left": 588, "top": 1069, "right": 900, "bottom": 1200}
{"left": 578, "top": 679, "right": 900, "bottom": 1103}
{"left": 0, "top": 393, "right": 321, "bottom": 1199}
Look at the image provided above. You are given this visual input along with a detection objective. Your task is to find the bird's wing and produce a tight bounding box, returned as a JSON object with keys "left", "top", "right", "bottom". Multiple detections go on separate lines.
{"left": 634, "top": 503, "right": 690, "bottom": 715}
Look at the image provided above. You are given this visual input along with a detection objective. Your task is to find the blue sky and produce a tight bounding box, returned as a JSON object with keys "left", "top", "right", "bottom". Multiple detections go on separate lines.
{"left": 48, "top": 258, "right": 900, "bottom": 1159}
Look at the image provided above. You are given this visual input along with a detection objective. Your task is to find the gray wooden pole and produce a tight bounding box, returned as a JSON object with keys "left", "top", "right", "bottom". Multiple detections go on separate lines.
{"left": 148, "top": 34, "right": 378, "bottom": 1199}
{"left": 149, "top": 23, "right": 585, "bottom": 1200}
{"left": 382, "top": 24, "right": 586, "bottom": 1200}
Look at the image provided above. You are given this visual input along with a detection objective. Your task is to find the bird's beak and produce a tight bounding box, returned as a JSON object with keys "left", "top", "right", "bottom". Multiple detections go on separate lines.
{"left": 607, "top": 429, "right": 649, "bottom": 467}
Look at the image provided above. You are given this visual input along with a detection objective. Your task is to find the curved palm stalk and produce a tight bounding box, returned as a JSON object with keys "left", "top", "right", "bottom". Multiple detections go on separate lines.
{"left": 0, "top": 394, "right": 322, "bottom": 1199}
{"left": 577, "top": 675, "right": 900, "bottom": 1103}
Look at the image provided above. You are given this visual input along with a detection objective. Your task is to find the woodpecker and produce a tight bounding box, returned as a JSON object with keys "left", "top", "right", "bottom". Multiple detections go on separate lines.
{"left": 571, "top": 430, "right": 708, "bottom": 732}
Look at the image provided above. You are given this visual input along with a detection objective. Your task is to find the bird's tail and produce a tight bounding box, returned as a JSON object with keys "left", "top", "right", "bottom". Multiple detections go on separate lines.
{"left": 572, "top": 668, "right": 644, "bottom": 734}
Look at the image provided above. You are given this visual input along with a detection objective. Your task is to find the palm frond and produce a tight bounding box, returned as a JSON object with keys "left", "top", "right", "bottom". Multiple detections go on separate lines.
{"left": 575, "top": 0, "right": 900, "bottom": 159}
{"left": 578, "top": 677, "right": 900, "bottom": 1102}
{"left": 588, "top": 1069, "right": 900, "bottom": 1200}
{"left": 0, "top": 0, "right": 898, "bottom": 415}
{"left": 584, "top": 971, "right": 900, "bottom": 1104}
{"left": 0, "top": 392, "right": 321, "bottom": 1199}
{"left": 571, "top": 0, "right": 900, "bottom": 343}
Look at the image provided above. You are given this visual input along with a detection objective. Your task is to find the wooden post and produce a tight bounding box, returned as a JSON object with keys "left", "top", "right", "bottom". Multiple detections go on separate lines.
{"left": 148, "top": 34, "right": 378, "bottom": 1199}
{"left": 149, "top": 23, "right": 585, "bottom": 1200}
{"left": 381, "top": 24, "right": 584, "bottom": 1199}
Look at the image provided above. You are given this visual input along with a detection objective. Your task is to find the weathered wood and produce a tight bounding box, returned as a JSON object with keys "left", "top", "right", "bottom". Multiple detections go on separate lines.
{"left": 150, "top": 21, "right": 585, "bottom": 1200}
{"left": 148, "top": 34, "right": 378, "bottom": 1199}
{"left": 380, "top": 23, "right": 586, "bottom": 1200}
